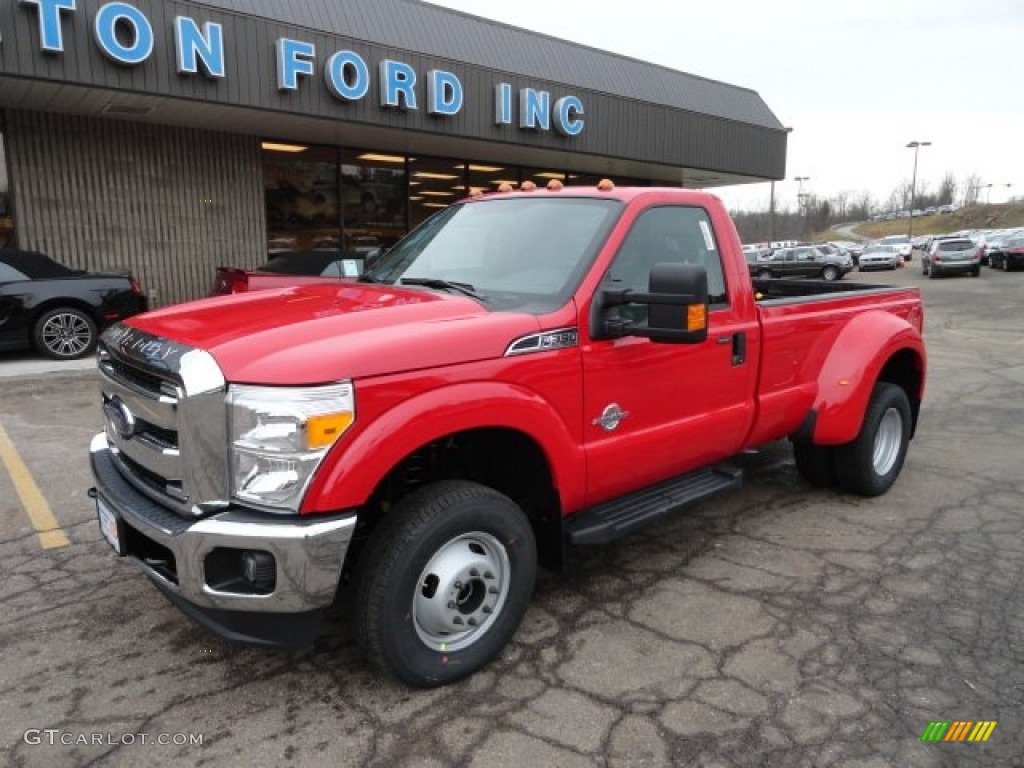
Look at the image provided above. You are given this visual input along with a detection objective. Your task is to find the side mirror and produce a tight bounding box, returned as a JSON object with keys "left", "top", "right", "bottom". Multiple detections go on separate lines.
{"left": 591, "top": 263, "right": 709, "bottom": 344}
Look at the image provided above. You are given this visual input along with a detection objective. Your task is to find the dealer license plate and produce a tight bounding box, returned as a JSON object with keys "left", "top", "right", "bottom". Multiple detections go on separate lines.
{"left": 97, "top": 498, "right": 126, "bottom": 556}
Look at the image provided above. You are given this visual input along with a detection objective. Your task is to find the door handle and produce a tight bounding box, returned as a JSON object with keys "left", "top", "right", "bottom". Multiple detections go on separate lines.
{"left": 732, "top": 332, "right": 747, "bottom": 366}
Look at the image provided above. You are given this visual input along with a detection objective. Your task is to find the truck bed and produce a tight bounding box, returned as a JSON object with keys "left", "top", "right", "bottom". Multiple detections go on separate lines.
{"left": 745, "top": 279, "right": 923, "bottom": 448}
{"left": 751, "top": 277, "right": 909, "bottom": 303}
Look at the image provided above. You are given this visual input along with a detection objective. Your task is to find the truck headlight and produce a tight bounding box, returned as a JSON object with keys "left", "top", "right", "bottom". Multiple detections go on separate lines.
{"left": 228, "top": 382, "right": 355, "bottom": 512}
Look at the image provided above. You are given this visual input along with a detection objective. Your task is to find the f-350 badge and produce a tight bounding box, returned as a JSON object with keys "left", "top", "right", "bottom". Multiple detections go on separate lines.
{"left": 593, "top": 403, "right": 630, "bottom": 432}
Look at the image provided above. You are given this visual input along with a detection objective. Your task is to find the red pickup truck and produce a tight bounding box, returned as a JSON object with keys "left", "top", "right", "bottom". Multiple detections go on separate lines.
{"left": 90, "top": 184, "right": 925, "bottom": 687}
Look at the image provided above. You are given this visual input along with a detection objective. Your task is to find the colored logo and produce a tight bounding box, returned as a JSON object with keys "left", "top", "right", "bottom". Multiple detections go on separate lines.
{"left": 921, "top": 721, "right": 997, "bottom": 743}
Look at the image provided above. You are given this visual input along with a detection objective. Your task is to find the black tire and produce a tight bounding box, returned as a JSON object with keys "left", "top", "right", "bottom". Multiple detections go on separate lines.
{"left": 354, "top": 480, "right": 537, "bottom": 688}
{"left": 970, "top": 268, "right": 980, "bottom": 277}
{"left": 834, "top": 383, "right": 912, "bottom": 497}
{"left": 1004, "top": 257, "right": 1013, "bottom": 272}
{"left": 928, "top": 267, "right": 939, "bottom": 279}
{"left": 793, "top": 442, "right": 836, "bottom": 487}
{"left": 33, "top": 307, "right": 98, "bottom": 360}
{"left": 821, "top": 266, "right": 839, "bottom": 281}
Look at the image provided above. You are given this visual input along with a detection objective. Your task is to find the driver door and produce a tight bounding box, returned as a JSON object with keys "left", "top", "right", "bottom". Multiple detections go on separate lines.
{"left": 582, "top": 205, "right": 758, "bottom": 506}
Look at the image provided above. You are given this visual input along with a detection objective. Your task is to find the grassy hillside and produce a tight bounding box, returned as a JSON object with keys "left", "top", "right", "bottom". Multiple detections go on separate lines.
{"left": 847, "top": 203, "right": 1024, "bottom": 240}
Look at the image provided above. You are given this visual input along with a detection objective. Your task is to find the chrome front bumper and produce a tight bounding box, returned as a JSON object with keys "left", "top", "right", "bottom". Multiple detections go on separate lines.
{"left": 90, "top": 433, "right": 356, "bottom": 644}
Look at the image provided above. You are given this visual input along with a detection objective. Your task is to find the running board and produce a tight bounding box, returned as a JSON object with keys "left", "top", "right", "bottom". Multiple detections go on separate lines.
{"left": 565, "top": 466, "right": 743, "bottom": 546}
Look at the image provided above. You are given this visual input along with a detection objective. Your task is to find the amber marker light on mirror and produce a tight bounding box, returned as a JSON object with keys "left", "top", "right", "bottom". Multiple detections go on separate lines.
{"left": 687, "top": 305, "right": 707, "bottom": 332}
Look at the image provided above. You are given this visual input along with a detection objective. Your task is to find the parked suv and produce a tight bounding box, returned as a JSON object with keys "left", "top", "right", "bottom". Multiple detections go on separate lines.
{"left": 922, "top": 238, "right": 980, "bottom": 278}
{"left": 748, "top": 245, "right": 852, "bottom": 281}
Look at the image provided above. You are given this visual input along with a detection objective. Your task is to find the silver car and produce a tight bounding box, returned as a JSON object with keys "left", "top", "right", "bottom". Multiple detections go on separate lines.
{"left": 922, "top": 238, "right": 980, "bottom": 278}
{"left": 858, "top": 244, "right": 900, "bottom": 271}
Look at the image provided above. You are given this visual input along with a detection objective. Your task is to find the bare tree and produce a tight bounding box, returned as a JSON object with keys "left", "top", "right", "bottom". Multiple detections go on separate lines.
{"left": 937, "top": 173, "right": 957, "bottom": 205}
{"left": 961, "top": 173, "right": 983, "bottom": 206}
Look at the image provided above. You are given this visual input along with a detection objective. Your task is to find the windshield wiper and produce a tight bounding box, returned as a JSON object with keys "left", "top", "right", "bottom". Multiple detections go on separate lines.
{"left": 399, "top": 277, "right": 488, "bottom": 302}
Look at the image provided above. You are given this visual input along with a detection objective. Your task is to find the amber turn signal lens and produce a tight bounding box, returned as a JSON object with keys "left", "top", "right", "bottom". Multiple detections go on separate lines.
{"left": 687, "top": 305, "right": 707, "bottom": 332}
{"left": 306, "top": 412, "right": 354, "bottom": 449}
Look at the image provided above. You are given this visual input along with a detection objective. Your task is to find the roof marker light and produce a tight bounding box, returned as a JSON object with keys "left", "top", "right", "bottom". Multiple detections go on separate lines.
{"left": 597, "top": 178, "right": 615, "bottom": 191}
{"left": 547, "top": 179, "right": 564, "bottom": 191}
{"left": 521, "top": 180, "right": 537, "bottom": 192}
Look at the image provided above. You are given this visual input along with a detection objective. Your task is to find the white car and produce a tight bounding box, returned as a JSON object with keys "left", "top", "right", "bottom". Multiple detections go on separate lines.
{"left": 880, "top": 235, "right": 913, "bottom": 261}
{"left": 858, "top": 244, "right": 900, "bottom": 271}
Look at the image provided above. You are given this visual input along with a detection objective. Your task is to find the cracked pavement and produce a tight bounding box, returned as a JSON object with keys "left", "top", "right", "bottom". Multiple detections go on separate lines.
{"left": 1, "top": 265, "right": 1022, "bottom": 767}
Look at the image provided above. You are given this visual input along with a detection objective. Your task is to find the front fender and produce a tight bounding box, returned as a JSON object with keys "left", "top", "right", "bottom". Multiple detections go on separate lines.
{"left": 811, "top": 311, "right": 925, "bottom": 445}
{"left": 301, "top": 382, "right": 585, "bottom": 514}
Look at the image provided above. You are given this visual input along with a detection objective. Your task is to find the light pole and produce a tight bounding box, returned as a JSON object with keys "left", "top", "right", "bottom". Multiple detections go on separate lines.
{"left": 794, "top": 176, "right": 810, "bottom": 235}
{"left": 794, "top": 176, "right": 810, "bottom": 202}
{"left": 906, "top": 141, "right": 931, "bottom": 239}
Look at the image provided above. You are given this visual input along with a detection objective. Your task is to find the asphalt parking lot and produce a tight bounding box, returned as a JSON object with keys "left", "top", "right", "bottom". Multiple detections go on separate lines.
{"left": 2, "top": 262, "right": 1022, "bottom": 768}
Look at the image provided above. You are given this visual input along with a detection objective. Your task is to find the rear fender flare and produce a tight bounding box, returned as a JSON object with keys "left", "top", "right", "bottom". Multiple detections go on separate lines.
{"left": 811, "top": 312, "right": 925, "bottom": 445}
{"left": 301, "top": 382, "right": 584, "bottom": 514}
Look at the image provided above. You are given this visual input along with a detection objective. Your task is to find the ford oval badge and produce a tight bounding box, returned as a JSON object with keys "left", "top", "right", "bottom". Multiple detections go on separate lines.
{"left": 104, "top": 396, "right": 137, "bottom": 439}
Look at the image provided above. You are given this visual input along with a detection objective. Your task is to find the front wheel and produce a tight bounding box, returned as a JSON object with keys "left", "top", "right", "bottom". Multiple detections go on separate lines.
{"left": 33, "top": 307, "right": 98, "bottom": 360}
{"left": 834, "top": 383, "right": 912, "bottom": 497}
{"left": 821, "top": 266, "right": 839, "bottom": 281}
{"left": 354, "top": 480, "right": 537, "bottom": 688}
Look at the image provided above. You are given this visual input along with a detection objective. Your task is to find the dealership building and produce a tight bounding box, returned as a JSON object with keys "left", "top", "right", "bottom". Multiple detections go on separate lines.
{"left": 0, "top": 0, "right": 787, "bottom": 305}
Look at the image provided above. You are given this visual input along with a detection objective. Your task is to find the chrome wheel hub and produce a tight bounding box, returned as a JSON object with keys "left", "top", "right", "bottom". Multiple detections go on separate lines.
{"left": 872, "top": 408, "right": 903, "bottom": 476}
{"left": 42, "top": 313, "right": 91, "bottom": 357}
{"left": 413, "top": 532, "right": 510, "bottom": 652}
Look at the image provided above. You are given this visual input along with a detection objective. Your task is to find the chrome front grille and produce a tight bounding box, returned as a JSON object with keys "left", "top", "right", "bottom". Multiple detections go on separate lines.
{"left": 98, "top": 325, "right": 229, "bottom": 518}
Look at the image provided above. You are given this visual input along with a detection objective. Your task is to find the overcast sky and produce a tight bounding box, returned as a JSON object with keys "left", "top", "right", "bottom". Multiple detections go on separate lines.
{"left": 427, "top": 0, "right": 1022, "bottom": 212}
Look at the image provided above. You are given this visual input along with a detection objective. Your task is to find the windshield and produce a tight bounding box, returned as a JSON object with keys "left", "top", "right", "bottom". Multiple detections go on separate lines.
{"left": 363, "top": 197, "right": 623, "bottom": 312}
{"left": 881, "top": 236, "right": 910, "bottom": 245}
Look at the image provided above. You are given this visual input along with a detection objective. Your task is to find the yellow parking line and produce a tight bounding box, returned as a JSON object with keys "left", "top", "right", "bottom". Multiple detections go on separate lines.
{"left": 0, "top": 422, "right": 70, "bottom": 549}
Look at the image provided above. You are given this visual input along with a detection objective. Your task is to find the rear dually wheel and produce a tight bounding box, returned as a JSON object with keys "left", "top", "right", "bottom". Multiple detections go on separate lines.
{"left": 834, "top": 383, "right": 912, "bottom": 497}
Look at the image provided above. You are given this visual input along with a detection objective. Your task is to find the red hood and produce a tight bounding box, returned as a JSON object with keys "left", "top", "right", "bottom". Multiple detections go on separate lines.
{"left": 127, "top": 283, "right": 542, "bottom": 384}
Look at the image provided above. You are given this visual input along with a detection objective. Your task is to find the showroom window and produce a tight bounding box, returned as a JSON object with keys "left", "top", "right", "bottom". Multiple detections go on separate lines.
{"left": 263, "top": 142, "right": 340, "bottom": 256}
{"left": 341, "top": 150, "right": 408, "bottom": 254}
{"left": 260, "top": 139, "right": 661, "bottom": 265}
{"left": 465, "top": 161, "right": 519, "bottom": 196}
{"left": 0, "top": 119, "right": 14, "bottom": 249}
{"left": 408, "top": 156, "right": 466, "bottom": 229}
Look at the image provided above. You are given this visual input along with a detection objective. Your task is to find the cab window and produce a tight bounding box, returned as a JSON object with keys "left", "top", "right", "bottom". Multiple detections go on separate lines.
{"left": 603, "top": 206, "right": 728, "bottom": 311}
